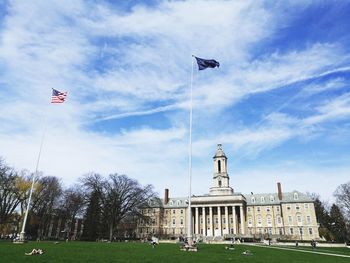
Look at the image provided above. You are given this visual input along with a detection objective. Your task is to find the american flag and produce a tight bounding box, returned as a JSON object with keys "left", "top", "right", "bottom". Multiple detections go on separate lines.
{"left": 51, "top": 88, "right": 67, "bottom": 103}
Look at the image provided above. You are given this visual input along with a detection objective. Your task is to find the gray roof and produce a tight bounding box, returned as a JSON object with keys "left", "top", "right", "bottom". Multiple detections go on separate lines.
{"left": 245, "top": 191, "right": 313, "bottom": 205}
{"left": 147, "top": 191, "right": 313, "bottom": 208}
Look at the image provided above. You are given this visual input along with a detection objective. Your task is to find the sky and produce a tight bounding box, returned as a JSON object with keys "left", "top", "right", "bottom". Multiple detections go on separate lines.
{"left": 0, "top": 0, "right": 349, "bottom": 203}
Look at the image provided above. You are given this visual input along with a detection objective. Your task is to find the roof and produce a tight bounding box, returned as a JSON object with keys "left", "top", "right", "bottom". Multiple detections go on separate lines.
{"left": 245, "top": 191, "right": 313, "bottom": 205}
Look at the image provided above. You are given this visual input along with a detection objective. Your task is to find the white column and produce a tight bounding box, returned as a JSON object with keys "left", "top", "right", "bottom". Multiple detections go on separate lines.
{"left": 209, "top": 206, "right": 213, "bottom": 236}
{"left": 240, "top": 205, "right": 245, "bottom": 235}
{"left": 225, "top": 206, "right": 229, "bottom": 235}
{"left": 202, "top": 207, "right": 206, "bottom": 236}
{"left": 232, "top": 206, "right": 237, "bottom": 235}
{"left": 195, "top": 207, "right": 199, "bottom": 235}
{"left": 218, "top": 206, "right": 222, "bottom": 236}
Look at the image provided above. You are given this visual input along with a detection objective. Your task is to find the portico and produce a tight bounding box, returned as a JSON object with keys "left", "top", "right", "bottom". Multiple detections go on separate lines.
{"left": 191, "top": 195, "right": 246, "bottom": 237}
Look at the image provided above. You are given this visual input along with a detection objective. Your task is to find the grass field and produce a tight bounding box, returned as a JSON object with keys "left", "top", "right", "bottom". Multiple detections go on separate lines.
{"left": 0, "top": 241, "right": 349, "bottom": 262}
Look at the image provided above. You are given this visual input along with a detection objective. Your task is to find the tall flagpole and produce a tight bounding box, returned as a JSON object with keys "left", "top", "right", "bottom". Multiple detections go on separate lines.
{"left": 19, "top": 129, "right": 46, "bottom": 242}
{"left": 187, "top": 55, "right": 194, "bottom": 244}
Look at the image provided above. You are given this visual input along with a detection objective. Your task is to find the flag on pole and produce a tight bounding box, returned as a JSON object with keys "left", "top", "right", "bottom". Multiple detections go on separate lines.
{"left": 51, "top": 88, "right": 67, "bottom": 103}
{"left": 194, "top": 56, "right": 220, "bottom": 70}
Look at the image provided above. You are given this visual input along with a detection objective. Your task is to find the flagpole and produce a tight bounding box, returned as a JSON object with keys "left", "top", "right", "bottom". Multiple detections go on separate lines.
{"left": 19, "top": 123, "right": 47, "bottom": 242}
{"left": 187, "top": 55, "right": 194, "bottom": 245}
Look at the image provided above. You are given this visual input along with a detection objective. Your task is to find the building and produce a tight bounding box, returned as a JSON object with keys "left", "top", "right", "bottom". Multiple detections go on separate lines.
{"left": 137, "top": 144, "right": 319, "bottom": 241}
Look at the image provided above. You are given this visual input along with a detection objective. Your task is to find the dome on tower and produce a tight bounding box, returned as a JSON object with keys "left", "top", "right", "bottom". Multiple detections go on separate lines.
{"left": 213, "top": 144, "right": 226, "bottom": 158}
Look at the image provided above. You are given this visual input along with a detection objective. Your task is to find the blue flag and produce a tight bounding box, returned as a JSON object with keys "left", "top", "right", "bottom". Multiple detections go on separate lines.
{"left": 194, "top": 56, "right": 220, "bottom": 70}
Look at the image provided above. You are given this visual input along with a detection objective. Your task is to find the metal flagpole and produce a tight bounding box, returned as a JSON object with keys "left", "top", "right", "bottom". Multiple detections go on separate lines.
{"left": 187, "top": 55, "right": 195, "bottom": 245}
{"left": 19, "top": 125, "right": 46, "bottom": 242}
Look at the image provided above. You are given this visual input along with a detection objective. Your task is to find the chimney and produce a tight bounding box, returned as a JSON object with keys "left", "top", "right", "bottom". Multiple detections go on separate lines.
{"left": 164, "top": 189, "right": 169, "bottom": 205}
{"left": 277, "top": 182, "right": 282, "bottom": 200}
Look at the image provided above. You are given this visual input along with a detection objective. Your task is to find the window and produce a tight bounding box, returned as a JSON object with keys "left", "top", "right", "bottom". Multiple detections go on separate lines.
{"left": 276, "top": 206, "right": 280, "bottom": 212}
{"left": 165, "top": 210, "right": 168, "bottom": 214}
{"left": 304, "top": 203, "right": 309, "bottom": 209}
{"left": 169, "top": 201, "right": 173, "bottom": 206}
{"left": 218, "top": 160, "right": 221, "bottom": 173}
{"left": 200, "top": 217, "right": 203, "bottom": 223}
{"left": 223, "top": 218, "right": 226, "bottom": 224}
{"left": 230, "top": 218, "right": 233, "bottom": 223}
{"left": 247, "top": 207, "right": 251, "bottom": 212}
{"left": 257, "top": 216, "right": 262, "bottom": 226}
{"left": 307, "top": 216, "right": 311, "bottom": 224}
{"left": 287, "top": 205, "right": 291, "bottom": 210}
{"left": 296, "top": 204, "right": 300, "bottom": 210}
{"left": 294, "top": 192, "right": 299, "bottom": 200}
{"left": 180, "top": 218, "right": 184, "bottom": 225}
{"left": 257, "top": 207, "right": 261, "bottom": 212}
{"left": 277, "top": 216, "right": 282, "bottom": 224}
{"left": 267, "top": 216, "right": 272, "bottom": 226}
{"left": 290, "top": 228, "right": 294, "bottom": 235}
{"left": 181, "top": 209, "right": 183, "bottom": 214}
{"left": 218, "top": 180, "right": 222, "bottom": 187}
{"left": 251, "top": 197, "right": 255, "bottom": 203}
{"left": 261, "top": 196, "right": 265, "bottom": 203}
{"left": 279, "top": 228, "right": 283, "bottom": 235}
{"left": 172, "top": 218, "right": 176, "bottom": 225}
{"left": 297, "top": 215, "right": 302, "bottom": 224}
{"left": 299, "top": 227, "right": 303, "bottom": 235}
{"left": 288, "top": 216, "right": 292, "bottom": 224}
{"left": 248, "top": 218, "right": 252, "bottom": 226}
{"left": 215, "top": 217, "right": 218, "bottom": 224}
{"left": 207, "top": 217, "right": 210, "bottom": 224}
{"left": 266, "top": 207, "right": 271, "bottom": 212}
{"left": 309, "top": 228, "right": 313, "bottom": 235}
{"left": 177, "top": 200, "right": 181, "bottom": 206}
{"left": 270, "top": 195, "right": 274, "bottom": 202}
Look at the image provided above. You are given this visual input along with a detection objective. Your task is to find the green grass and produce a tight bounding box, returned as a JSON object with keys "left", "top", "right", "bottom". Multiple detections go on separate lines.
{"left": 0, "top": 241, "right": 349, "bottom": 262}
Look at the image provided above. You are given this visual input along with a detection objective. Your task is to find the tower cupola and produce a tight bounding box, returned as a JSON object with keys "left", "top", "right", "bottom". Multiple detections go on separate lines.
{"left": 209, "top": 144, "right": 234, "bottom": 195}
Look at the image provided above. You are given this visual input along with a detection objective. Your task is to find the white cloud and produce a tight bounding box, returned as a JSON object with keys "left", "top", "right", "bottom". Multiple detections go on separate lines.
{"left": 0, "top": 0, "right": 349, "bottom": 201}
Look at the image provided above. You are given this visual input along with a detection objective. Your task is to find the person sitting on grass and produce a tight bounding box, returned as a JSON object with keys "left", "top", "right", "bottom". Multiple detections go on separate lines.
{"left": 242, "top": 250, "right": 253, "bottom": 256}
{"left": 25, "top": 248, "right": 44, "bottom": 255}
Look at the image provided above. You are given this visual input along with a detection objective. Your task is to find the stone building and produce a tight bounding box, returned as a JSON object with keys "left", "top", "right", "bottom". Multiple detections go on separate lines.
{"left": 137, "top": 144, "right": 319, "bottom": 241}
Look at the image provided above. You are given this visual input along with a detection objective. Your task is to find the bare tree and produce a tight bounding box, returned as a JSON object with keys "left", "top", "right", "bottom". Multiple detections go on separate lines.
{"left": 334, "top": 182, "right": 350, "bottom": 221}
{"left": 30, "top": 176, "right": 62, "bottom": 240}
{"left": 0, "top": 158, "right": 20, "bottom": 225}
{"left": 59, "top": 186, "right": 85, "bottom": 239}
{"left": 82, "top": 173, "right": 157, "bottom": 241}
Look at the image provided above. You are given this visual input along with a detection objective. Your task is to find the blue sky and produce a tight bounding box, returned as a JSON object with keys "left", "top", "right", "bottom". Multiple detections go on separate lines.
{"left": 0, "top": 0, "right": 349, "bottom": 202}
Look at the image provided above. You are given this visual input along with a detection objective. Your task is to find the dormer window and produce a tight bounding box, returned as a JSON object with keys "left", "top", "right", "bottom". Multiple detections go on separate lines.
{"left": 251, "top": 197, "right": 255, "bottom": 203}
{"left": 261, "top": 196, "right": 265, "bottom": 203}
{"left": 294, "top": 192, "right": 299, "bottom": 200}
{"left": 270, "top": 195, "right": 274, "bottom": 202}
{"left": 169, "top": 200, "right": 173, "bottom": 206}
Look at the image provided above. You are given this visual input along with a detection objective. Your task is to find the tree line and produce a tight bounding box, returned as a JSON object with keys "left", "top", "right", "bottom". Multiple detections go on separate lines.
{"left": 0, "top": 158, "right": 157, "bottom": 241}
{"left": 310, "top": 182, "right": 350, "bottom": 243}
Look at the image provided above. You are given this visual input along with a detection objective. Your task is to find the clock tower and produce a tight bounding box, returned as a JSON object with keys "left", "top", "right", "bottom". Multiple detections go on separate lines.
{"left": 209, "top": 144, "right": 234, "bottom": 195}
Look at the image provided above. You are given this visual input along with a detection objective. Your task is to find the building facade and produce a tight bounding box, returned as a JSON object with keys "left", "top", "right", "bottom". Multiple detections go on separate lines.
{"left": 137, "top": 144, "right": 319, "bottom": 241}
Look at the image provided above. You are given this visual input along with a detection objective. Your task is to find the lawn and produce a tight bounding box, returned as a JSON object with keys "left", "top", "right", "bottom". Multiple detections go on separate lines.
{"left": 0, "top": 241, "right": 349, "bottom": 263}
